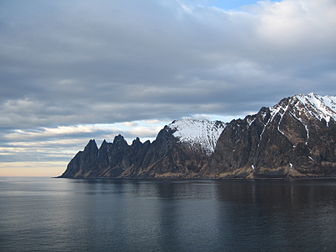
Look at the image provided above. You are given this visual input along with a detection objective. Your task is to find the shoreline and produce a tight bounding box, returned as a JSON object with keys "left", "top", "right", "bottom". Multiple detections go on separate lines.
{"left": 54, "top": 176, "right": 336, "bottom": 181}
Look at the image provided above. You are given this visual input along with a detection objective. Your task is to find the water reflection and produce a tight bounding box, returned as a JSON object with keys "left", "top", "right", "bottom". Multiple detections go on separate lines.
{"left": 214, "top": 180, "right": 336, "bottom": 251}
{"left": 214, "top": 180, "right": 336, "bottom": 210}
{"left": 1, "top": 178, "right": 336, "bottom": 252}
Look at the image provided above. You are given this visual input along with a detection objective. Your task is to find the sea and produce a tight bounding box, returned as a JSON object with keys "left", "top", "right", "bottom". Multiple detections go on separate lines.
{"left": 0, "top": 177, "right": 336, "bottom": 252}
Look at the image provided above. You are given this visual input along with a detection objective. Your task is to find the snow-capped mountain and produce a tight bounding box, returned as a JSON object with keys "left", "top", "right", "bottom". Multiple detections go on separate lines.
{"left": 293, "top": 93, "right": 336, "bottom": 124}
{"left": 268, "top": 93, "right": 336, "bottom": 126}
{"left": 210, "top": 93, "right": 336, "bottom": 178}
{"left": 61, "top": 118, "right": 226, "bottom": 178}
{"left": 60, "top": 93, "right": 336, "bottom": 179}
{"left": 168, "top": 119, "right": 226, "bottom": 154}
{"left": 254, "top": 93, "right": 336, "bottom": 145}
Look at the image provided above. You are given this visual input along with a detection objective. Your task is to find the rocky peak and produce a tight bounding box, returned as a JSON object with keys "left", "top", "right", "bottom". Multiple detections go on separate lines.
{"left": 245, "top": 94, "right": 336, "bottom": 138}
{"left": 292, "top": 93, "right": 336, "bottom": 124}
{"left": 99, "top": 139, "right": 110, "bottom": 152}
{"left": 84, "top": 139, "right": 98, "bottom": 153}
{"left": 113, "top": 134, "right": 128, "bottom": 146}
{"left": 133, "top": 137, "right": 141, "bottom": 143}
{"left": 209, "top": 93, "right": 336, "bottom": 178}
{"left": 100, "top": 139, "right": 108, "bottom": 147}
{"left": 60, "top": 93, "right": 336, "bottom": 179}
{"left": 214, "top": 120, "right": 226, "bottom": 128}
{"left": 261, "top": 94, "right": 336, "bottom": 123}
{"left": 155, "top": 126, "right": 176, "bottom": 142}
{"left": 131, "top": 137, "right": 143, "bottom": 148}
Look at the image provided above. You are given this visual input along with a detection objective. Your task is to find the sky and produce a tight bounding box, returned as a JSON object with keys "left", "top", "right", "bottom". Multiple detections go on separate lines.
{"left": 0, "top": 0, "right": 335, "bottom": 176}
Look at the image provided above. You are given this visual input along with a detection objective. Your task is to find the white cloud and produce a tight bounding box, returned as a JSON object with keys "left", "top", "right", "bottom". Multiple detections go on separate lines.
{"left": 256, "top": 0, "right": 336, "bottom": 48}
{"left": 0, "top": 119, "right": 170, "bottom": 164}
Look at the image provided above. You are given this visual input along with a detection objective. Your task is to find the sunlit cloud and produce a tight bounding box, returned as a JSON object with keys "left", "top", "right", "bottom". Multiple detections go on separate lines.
{"left": 0, "top": 162, "right": 67, "bottom": 177}
{"left": 0, "top": 119, "right": 171, "bottom": 170}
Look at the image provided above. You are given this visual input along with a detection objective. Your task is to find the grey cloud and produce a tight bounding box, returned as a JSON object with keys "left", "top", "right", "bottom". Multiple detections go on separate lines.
{"left": 1, "top": 1, "right": 335, "bottom": 129}
{"left": 0, "top": 0, "right": 336, "bottom": 165}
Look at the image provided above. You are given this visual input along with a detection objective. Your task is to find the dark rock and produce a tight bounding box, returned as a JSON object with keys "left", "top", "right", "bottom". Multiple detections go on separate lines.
{"left": 60, "top": 123, "right": 211, "bottom": 178}
{"left": 60, "top": 94, "right": 336, "bottom": 179}
{"left": 60, "top": 139, "right": 98, "bottom": 178}
{"left": 207, "top": 94, "right": 336, "bottom": 178}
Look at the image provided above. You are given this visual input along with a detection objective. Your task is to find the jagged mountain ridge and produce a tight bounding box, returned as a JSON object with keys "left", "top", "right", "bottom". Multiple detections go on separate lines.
{"left": 60, "top": 119, "right": 226, "bottom": 178}
{"left": 60, "top": 93, "right": 336, "bottom": 179}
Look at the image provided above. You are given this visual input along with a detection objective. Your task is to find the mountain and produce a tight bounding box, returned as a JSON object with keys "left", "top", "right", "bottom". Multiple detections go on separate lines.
{"left": 208, "top": 93, "right": 336, "bottom": 178}
{"left": 60, "top": 93, "right": 336, "bottom": 179}
{"left": 59, "top": 119, "right": 226, "bottom": 178}
{"left": 168, "top": 119, "right": 225, "bottom": 155}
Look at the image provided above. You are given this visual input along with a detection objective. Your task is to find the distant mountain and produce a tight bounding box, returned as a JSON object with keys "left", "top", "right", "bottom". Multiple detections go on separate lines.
{"left": 60, "top": 93, "right": 336, "bottom": 179}
{"left": 59, "top": 119, "right": 226, "bottom": 178}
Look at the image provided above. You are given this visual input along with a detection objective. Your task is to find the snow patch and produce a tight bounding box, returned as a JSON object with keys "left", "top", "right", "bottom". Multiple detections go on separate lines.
{"left": 168, "top": 119, "right": 226, "bottom": 154}
{"left": 295, "top": 93, "right": 336, "bottom": 125}
{"left": 304, "top": 124, "right": 309, "bottom": 145}
{"left": 259, "top": 103, "right": 289, "bottom": 142}
{"left": 247, "top": 117, "right": 256, "bottom": 126}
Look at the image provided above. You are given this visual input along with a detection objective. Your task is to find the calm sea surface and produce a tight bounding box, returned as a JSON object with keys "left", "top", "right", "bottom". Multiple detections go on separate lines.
{"left": 1, "top": 177, "right": 336, "bottom": 252}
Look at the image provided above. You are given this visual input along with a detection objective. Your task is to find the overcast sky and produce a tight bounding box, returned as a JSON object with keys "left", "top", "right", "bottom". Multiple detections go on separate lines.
{"left": 0, "top": 0, "right": 335, "bottom": 176}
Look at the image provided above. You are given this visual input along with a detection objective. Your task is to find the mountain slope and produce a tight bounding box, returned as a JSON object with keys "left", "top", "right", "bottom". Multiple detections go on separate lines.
{"left": 59, "top": 119, "right": 225, "bottom": 178}
{"left": 60, "top": 93, "right": 336, "bottom": 179}
{"left": 208, "top": 93, "right": 336, "bottom": 178}
{"left": 169, "top": 119, "right": 226, "bottom": 154}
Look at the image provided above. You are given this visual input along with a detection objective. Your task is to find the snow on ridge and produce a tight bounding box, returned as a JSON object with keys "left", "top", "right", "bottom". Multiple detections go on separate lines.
{"left": 168, "top": 119, "right": 226, "bottom": 154}
{"left": 266, "top": 93, "right": 336, "bottom": 124}
{"left": 294, "top": 93, "right": 336, "bottom": 123}
{"left": 165, "top": 93, "right": 335, "bottom": 153}
{"left": 259, "top": 93, "right": 336, "bottom": 140}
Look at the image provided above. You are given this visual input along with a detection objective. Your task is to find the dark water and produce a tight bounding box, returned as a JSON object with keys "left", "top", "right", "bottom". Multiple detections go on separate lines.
{"left": 1, "top": 178, "right": 336, "bottom": 252}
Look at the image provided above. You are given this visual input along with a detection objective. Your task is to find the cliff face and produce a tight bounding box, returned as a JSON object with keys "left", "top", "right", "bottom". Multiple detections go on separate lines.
{"left": 60, "top": 93, "right": 336, "bottom": 179}
{"left": 60, "top": 119, "right": 226, "bottom": 178}
{"left": 208, "top": 94, "right": 336, "bottom": 178}
{"left": 61, "top": 139, "right": 98, "bottom": 178}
